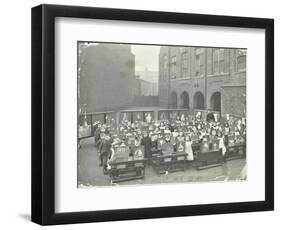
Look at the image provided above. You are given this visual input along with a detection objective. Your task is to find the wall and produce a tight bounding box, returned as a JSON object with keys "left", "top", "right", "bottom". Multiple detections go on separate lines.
{"left": 1, "top": 0, "right": 280, "bottom": 230}
{"left": 137, "top": 79, "right": 158, "bottom": 96}
{"left": 135, "top": 69, "right": 158, "bottom": 83}
{"left": 221, "top": 85, "right": 246, "bottom": 117}
{"left": 158, "top": 46, "right": 170, "bottom": 107}
{"left": 79, "top": 44, "right": 136, "bottom": 112}
{"left": 134, "top": 96, "right": 159, "bottom": 107}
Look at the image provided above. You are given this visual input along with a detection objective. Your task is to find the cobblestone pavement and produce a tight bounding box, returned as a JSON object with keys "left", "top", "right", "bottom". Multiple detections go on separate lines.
{"left": 78, "top": 138, "right": 246, "bottom": 187}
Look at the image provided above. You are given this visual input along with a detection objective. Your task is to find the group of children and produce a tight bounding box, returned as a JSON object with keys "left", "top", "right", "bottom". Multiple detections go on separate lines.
{"left": 92, "top": 112, "right": 246, "bottom": 170}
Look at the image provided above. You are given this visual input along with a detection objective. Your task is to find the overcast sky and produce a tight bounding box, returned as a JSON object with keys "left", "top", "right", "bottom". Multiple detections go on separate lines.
{"left": 131, "top": 45, "right": 160, "bottom": 72}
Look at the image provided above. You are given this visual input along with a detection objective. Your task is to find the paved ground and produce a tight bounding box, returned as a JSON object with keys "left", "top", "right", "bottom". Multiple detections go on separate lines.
{"left": 78, "top": 137, "right": 246, "bottom": 188}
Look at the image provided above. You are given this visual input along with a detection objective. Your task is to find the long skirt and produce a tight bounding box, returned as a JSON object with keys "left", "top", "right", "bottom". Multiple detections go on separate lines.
{"left": 185, "top": 141, "right": 194, "bottom": 161}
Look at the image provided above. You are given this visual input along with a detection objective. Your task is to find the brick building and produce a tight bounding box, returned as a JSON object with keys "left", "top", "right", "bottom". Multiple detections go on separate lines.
{"left": 79, "top": 43, "right": 136, "bottom": 112}
{"left": 158, "top": 47, "right": 246, "bottom": 117}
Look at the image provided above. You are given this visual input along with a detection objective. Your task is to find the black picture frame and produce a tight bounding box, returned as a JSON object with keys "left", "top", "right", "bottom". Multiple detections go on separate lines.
{"left": 31, "top": 4, "right": 274, "bottom": 225}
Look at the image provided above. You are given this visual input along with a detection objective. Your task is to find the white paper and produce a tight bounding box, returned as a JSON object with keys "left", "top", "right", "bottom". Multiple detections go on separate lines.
{"left": 55, "top": 17, "right": 265, "bottom": 213}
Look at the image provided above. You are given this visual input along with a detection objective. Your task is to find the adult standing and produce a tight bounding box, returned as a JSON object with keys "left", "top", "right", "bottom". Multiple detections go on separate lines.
{"left": 185, "top": 136, "right": 194, "bottom": 161}
{"left": 141, "top": 132, "right": 152, "bottom": 164}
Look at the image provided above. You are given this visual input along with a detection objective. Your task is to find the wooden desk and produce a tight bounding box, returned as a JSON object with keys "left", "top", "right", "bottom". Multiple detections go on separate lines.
{"left": 150, "top": 147, "right": 162, "bottom": 157}
{"left": 196, "top": 149, "right": 223, "bottom": 170}
{"left": 151, "top": 152, "right": 188, "bottom": 174}
{"left": 108, "top": 158, "right": 146, "bottom": 183}
{"left": 191, "top": 143, "right": 201, "bottom": 158}
{"left": 225, "top": 143, "right": 246, "bottom": 160}
{"left": 107, "top": 145, "right": 146, "bottom": 183}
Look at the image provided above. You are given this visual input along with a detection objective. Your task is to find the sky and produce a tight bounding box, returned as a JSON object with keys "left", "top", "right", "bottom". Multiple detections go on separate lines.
{"left": 131, "top": 45, "right": 160, "bottom": 72}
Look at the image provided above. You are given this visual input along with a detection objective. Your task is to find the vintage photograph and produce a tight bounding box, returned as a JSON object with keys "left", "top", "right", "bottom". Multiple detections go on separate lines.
{"left": 77, "top": 42, "right": 247, "bottom": 187}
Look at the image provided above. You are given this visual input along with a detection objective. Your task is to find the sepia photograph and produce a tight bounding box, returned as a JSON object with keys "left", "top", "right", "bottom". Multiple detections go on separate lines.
{"left": 77, "top": 42, "right": 247, "bottom": 187}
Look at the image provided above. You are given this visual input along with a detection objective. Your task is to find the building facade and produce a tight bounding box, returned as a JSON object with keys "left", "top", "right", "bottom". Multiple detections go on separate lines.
{"left": 136, "top": 78, "right": 158, "bottom": 96}
{"left": 135, "top": 68, "right": 159, "bottom": 96}
{"left": 158, "top": 47, "right": 246, "bottom": 117}
{"left": 79, "top": 43, "right": 136, "bottom": 113}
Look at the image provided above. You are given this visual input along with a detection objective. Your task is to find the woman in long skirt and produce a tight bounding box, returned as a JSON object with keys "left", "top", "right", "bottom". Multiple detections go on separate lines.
{"left": 185, "top": 136, "right": 194, "bottom": 161}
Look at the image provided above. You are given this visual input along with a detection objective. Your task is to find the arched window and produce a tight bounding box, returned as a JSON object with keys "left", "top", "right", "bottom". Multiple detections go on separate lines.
{"left": 193, "top": 92, "right": 205, "bottom": 109}
{"left": 210, "top": 92, "right": 221, "bottom": 112}
{"left": 180, "top": 91, "right": 189, "bottom": 109}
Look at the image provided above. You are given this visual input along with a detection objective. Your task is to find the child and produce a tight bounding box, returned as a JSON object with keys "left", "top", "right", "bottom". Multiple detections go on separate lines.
{"left": 99, "top": 135, "right": 112, "bottom": 170}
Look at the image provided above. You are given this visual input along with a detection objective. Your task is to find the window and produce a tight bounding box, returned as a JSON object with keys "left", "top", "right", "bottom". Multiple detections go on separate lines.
{"left": 162, "top": 55, "right": 168, "bottom": 80}
{"left": 237, "top": 49, "right": 246, "bottom": 71}
{"left": 181, "top": 52, "right": 189, "bottom": 78}
{"left": 171, "top": 56, "right": 177, "bottom": 79}
{"left": 213, "top": 49, "right": 219, "bottom": 74}
{"left": 219, "top": 49, "right": 225, "bottom": 73}
{"left": 213, "top": 48, "right": 225, "bottom": 74}
{"left": 195, "top": 51, "right": 204, "bottom": 77}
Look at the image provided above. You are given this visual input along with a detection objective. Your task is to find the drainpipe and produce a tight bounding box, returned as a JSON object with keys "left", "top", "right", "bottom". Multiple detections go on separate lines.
{"left": 204, "top": 48, "right": 208, "bottom": 110}
{"left": 167, "top": 47, "right": 171, "bottom": 109}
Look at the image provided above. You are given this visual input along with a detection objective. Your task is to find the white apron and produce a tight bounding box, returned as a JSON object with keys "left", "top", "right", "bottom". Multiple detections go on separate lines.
{"left": 218, "top": 137, "right": 226, "bottom": 156}
{"left": 185, "top": 141, "right": 194, "bottom": 161}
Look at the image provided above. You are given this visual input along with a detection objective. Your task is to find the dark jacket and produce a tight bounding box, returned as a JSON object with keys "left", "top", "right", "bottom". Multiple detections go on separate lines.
{"left": 100, "top": 139, "right": 111, "bottom": 153}
{"left": 141, "top": 136, "right": 152, "bottom": 158}
{"left": 94, "top": 128, "right": 101, "bottom": 143}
